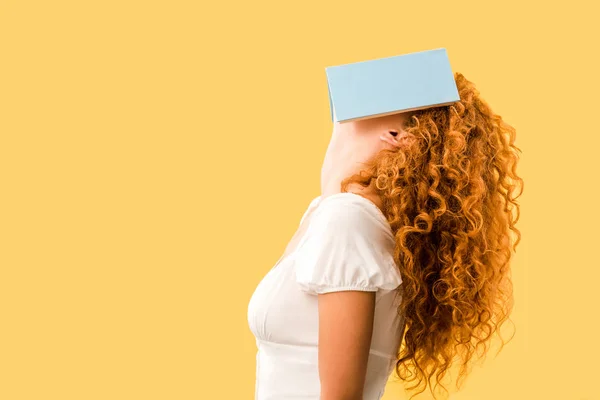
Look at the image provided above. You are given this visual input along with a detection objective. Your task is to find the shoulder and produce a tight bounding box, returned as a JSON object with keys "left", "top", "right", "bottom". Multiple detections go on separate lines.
{"left": 311, "top": 193, "right": 394, "bottom": 243}
{"left": 294, "top": 193, "right": 402, "bottom": 294}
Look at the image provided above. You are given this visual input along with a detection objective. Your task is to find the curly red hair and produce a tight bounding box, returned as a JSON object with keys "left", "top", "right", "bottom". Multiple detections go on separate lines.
{"left": 341, "top": 72, "right": 523, "bottom": 399}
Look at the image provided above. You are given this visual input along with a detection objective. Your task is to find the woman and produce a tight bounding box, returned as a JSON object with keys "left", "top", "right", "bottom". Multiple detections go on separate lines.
{"left": 247, "top": 72, "right": 523, "bottom": 400}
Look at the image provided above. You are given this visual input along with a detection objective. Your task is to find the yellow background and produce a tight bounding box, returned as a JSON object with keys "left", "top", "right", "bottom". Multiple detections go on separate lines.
{"left": 1, "top": 0, "right": 598, "bottom": 399}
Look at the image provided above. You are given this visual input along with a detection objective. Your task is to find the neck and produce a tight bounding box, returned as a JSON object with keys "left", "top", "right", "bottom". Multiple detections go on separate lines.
{"left": 320, "top": 125, "right": 366, "bottom": 194}
{"left": 319, "top": 122, "right": 385, "bottom": 212}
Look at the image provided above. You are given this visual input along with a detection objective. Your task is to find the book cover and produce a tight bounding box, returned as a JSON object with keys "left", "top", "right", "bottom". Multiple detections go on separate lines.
{"left": 326, "top": 48, "right": 460, "bottom": 123}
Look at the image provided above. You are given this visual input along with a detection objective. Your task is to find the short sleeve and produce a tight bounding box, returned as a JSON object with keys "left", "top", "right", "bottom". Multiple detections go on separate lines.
{"left": 293, "top": 195, "right": 402, "bottom": 295}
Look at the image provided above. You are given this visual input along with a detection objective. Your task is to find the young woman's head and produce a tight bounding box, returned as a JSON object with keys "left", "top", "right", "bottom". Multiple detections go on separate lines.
{"left": 338, "top": 72, "right": 523, "bottom": 399}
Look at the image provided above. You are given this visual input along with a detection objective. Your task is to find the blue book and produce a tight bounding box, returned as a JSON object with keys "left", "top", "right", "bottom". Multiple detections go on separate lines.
{"left": 325, "top": 48, "right": 460, "bottom": 123}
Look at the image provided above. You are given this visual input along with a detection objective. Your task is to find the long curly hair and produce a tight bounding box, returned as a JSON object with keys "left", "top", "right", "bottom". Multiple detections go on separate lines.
{"left": 340, "top": 72, "right": 523, "bottom": 399}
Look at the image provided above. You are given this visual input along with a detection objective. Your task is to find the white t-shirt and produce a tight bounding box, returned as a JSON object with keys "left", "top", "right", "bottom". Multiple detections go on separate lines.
{"left": 247, "top": 192, "right": 405, "bottom": 400}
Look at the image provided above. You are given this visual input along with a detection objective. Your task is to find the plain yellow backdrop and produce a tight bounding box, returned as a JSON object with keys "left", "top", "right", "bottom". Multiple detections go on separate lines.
{"left": 1, "top": 0, "right": 598, "bottom": 399}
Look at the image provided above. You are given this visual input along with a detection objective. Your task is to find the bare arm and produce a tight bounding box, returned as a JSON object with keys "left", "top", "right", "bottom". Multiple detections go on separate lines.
{"left": 318, "top": 290, "right": 376, "bottom": 400}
